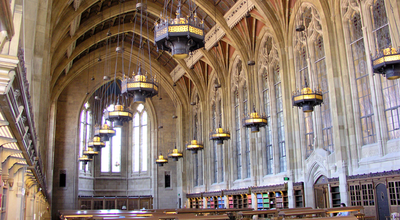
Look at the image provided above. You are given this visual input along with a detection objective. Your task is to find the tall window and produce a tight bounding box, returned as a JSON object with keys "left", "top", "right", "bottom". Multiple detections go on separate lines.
{"left": 193, "top": 109, "right": 203, "bottom": 186}
{"left": 274, "top": 66, "right": 286, "bottom": 172}
{"left": 262, "top": 70, "right": 273, "bottom": 175}
{"left": 234, "top": 89, "right": 242, "bottom": 180}
{"left": 314, "top": 36, "right": 333, "bottom": 152}
{"left": 218, "top": 99, "right": 224, "bottom": 182}
{"left": 243, "top": 86, "right": 251, "bottom": 178}
{"left": 342, "top": 5, "right": 376, "bottom": 145}
{"left": 101, "top": 105, "right": 122, "bottom": 173}
{"left": 294, "top": 4, "right": 333, "bottom": 158}
{"left": 370, "top": 0, "right": 400, "bottom": 140}
{"left": 212, "top": 103, "right": 218, "bottom": 183}
{"left": 79, "top": 102, "right": 91, "bottom": 171}
{"left": 133, "top": 104, "right": 148, "bottom": 173}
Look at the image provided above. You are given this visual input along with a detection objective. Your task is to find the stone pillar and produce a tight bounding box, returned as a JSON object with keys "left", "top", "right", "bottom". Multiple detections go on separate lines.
{"left": 304, "top": 179, "right": 315, "bottom": 208}
{"left": 6, "top": 168, "right": 25, "bottom": 220}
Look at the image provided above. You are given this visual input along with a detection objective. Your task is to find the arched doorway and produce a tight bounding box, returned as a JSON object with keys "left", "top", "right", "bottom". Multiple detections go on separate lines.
{"left": 376, "top": 183, "right": 390, "bottom": 220}
{"left": 314, "top": 176, "right": 329, "bottom": 209}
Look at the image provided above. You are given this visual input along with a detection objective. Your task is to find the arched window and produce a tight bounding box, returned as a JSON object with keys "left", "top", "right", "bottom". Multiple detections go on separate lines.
{"left": 193, "top": 110, "right": 203, "bottom": 186}
{"left": 274, "top": 65, "right": 286, "bottom": 172}
{"left": 341, "top": 0, "right": 400, "bottom": 142}
{"left": 262, "top": 69, "right": 273, "bottom": 175}
{"left": 294, "top": 4, "right": 333, "bottom": 158}
{"left": 341, "top": 3, "right": 376, "bottom": 145}
{"left": 101, "top": 105, "right": 122, "bottom": 173}
{"left": 234, "top": 89, "right": 241, "bottom": 179}
{"left": 79, "top": 102, "right": 91, "bottom": 172}
{"left": 243, "top": 86, "right": 251, "bottom": 178}
{"left": 212, "top": 103, "right": 218, "bottom": 183}
{"left": 259, "top": 34, "right": 286, "bottom": 175}
{"left": 370, "top": 0, "right": 400, "bottom": 140}
{"left": 133, "top": 104, "right": 148, "bottom": 173}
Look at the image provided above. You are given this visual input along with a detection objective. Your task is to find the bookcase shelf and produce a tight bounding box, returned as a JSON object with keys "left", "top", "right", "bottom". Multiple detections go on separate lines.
{"left": 189, "top": 197, "right": 203, "bottom": 209}
{"left": 295, "top": 189, "right": 304, "bottom": 208}
{"left": 228, "top": 194, "right": 251, "bottom": 209}
{"left": 256, "top": 191, "right": 288, "bottom": 210}
{"left": 331, "top": 186, "right": 340, "bottom": 207}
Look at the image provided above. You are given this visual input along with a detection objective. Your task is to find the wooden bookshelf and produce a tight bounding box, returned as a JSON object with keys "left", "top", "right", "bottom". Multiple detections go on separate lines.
{"left": 228, "top": 194, "right": 251, "bottom": 209}
{"left": 206, "top": 197, "right": 217, "bottom": 209}
{"left": 217, "top": 196, "right": 224, "bottom": 208}
{"left": 294, "top": 189, "right": 304, "bottom": 208}
{"left": 256, "top": 192, "right": 270, "bottom": 210}
{"left": 190, "top": 197, "right": 203, "bottom": 208}
{"left": 256, "top": 191, "right": 288, "bottom": 210}
{"left": 331, "top": 186, "right": 340, "bottom": 207}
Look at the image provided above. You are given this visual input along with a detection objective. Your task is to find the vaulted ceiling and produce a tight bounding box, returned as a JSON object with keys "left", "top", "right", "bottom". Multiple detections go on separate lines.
{"left": 50, "top": 0, "right": 295, "bottom": 104}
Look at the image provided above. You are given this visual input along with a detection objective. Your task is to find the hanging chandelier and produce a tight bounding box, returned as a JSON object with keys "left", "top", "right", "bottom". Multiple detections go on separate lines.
{"left": 186, "top": 139, "right": 204, "bottom": 153}
{"left": 372, "top": 46, "right": 400, "bottom": 80}
{"left": 242, "top": 107, "right": 268, "bottom": 133}
{"left": 121, "top": 3, "right": 158, "bottom": 103}
{"left": 104, "top": 104, "right": 133, "bottom": 127}
{"left": 88, "top": 136, "right": 105, "bottom": 152}
{"left": 121, "top": 66, "right": 159, "bottom": 103}
{"left": 209, "top": 126, "right": 230, "bottom": 145}
{"left": 83, "top": 147, "right": 99, "bottom": 159}
{"left": 155, "top": 153, "right": 168, "bottom": 166}
{"left": 94, "top": 124, "right": 116, "bottom": 142}
{"left": 292, "top": 24, "right": 323, "bottom": 112}
{"left": 168, "top": 146, "right": 183, "bottom": 161}
{"left": 78, "top": 155, "right": 92, "bottom": 165}
{"left": 154, "top": 0, "right": 205, "bottom": 59}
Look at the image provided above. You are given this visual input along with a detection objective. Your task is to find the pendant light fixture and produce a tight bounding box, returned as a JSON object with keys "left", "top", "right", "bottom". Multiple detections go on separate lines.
{"left": 292, "top": 24, "right": 323, "bottom": 112}
{"left": 371, "top": 1, "right": 400, "bottom": 80}
{"left": 168, "top": 145, "right": 183, "bottom": 161}
{"left": 104, "top": 6, "right": 132, "bottom": 127}
{"left": 187, "top": 97, "right": 204, "bottom": 153}
{"left": 209, "top": 82, "right": 230, "bottom": 145}
{"left": 242, "top": 61, "right": 267, "bottom": 133}
{"left": 154, "top": 0, "right": 205, "bottom": 59}
{"left": 242, "top": 106, "right": 268, "bottom": 133}
{"left": 78, "top": 154, "right": 92, "bottom": 165}
{"left": 155, "top": 153, "right": 168, "bottom": 166}
{"left": 121, "top": 2, "right": 158, "bottom": 103}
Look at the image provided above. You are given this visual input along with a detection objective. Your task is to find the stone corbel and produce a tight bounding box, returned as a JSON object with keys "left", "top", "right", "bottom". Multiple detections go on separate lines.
{"left": 0, "top": 54, "right": 18, "bottom": 95}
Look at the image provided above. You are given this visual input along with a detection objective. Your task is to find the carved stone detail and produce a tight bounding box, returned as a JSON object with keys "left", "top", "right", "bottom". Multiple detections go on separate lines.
{"left": 224, "top": 0, "right": 255, "bottom": 29}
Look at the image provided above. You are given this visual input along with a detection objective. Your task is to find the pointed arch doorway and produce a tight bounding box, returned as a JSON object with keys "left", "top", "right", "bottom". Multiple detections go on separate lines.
{"left": 314, "top": 175, "right": 329, "bottom": 209}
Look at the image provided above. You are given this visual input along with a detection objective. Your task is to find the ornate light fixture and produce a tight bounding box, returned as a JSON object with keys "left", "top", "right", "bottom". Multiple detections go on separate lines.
{"left": 121, "top": 66, "right": 159, "bottom": 103}
{"left": 88, "top": 136, "right": 105, "bottom": 152}
{"left": 155, "top": 153, "right": 168, "bottom": 166}
{"left": 168, "top": 146, "right": 183, "bottom": 161}
{"left": 154, "top": 0, "right": 205, "bottom": 59}
{"left": 78, "top": 155, "right": 92, "bottom": 165}
{"left": 104, "top": 104, "right": 133, "bottom": 127}
{"left": 186, "top": 139, "right": 204, "bottom": 154}
{"left": 292, "top": 24, "right": 323, "bottom": 112}
{"left": 209, "top": 126, "right": 230, "bottom": 145}
{"left": 372, "top": 46, "right": 400, "bottom": 80}
{"left": 121, "top": 3, "right": 158, "bottom": 103}
{"left": 83, "top": 147, "right": 99, "bottom": 159}
{"left": 94, "top": 124, "right": 116, "bottom": 142}
{"left": 242, "top": 106, "right": 268, "bottom": 133}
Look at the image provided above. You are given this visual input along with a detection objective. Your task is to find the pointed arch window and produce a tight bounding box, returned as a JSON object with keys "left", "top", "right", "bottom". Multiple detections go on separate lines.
{"left": 212, "top": 103, "right": 218, "bottom": 183}
{"left": 79, "top": 102, "right": 91, "bottom": 172}
{"left": 274, "top": 66, "right": 286, "bottom": 172}
{"left": 234, "top": 89, "right": 242, "bottom": 179}
{"left": 101, "top": 105, "right": 122, "bottom": 173}
{"left": 370, "top": 0, "right": 400, "bottom": 140}
{"left": 262, "top": 69, "right": 273, "bottom": 175}
{"left": 243, "top": 86, "right": 251, "bottom": 178}
{"left": 342, "top": 5, "right": 376, "bottom": 144}
{"left": 133, "top": 104, "right": 148, "bottom": 173}
{"left": 294, "top": 4, "right": 333, "bottom": 158}
{"left": 193, "top": 110, "right": 203, "bottom": 186}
